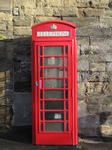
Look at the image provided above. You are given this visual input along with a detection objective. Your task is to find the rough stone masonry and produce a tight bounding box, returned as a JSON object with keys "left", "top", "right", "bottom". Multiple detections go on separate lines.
{"left": 0, "top": 0, "right": 112, "bottom": 137}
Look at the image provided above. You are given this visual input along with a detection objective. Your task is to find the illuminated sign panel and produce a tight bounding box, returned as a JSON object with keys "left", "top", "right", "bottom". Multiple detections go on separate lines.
{"left": 37, "top": 31, "right": 70, "bottom": 37}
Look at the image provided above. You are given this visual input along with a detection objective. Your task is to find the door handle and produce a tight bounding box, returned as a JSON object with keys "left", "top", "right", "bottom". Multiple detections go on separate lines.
{"left": 35, "top": 81, "right": 38, "bottom": 87}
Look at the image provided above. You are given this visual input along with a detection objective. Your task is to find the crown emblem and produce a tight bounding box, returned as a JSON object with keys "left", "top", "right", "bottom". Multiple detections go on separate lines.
{"left": 50, "top": 23, "right": 57, "bottom": 30}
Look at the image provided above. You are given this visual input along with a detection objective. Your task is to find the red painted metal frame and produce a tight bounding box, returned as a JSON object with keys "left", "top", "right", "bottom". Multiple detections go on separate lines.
{"left": 31, "top": 20, "right": 77, "bottom": 145}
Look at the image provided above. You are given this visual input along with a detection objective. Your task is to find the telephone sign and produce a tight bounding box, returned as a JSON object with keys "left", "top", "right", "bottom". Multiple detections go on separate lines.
{"left": 31, "top": 20, "right": 77, "bottom": 145}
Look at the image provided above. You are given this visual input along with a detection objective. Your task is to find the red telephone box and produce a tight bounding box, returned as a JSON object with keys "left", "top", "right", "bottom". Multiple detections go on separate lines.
{"left": 31, "top": 20, "right": 77, "bottom": 145}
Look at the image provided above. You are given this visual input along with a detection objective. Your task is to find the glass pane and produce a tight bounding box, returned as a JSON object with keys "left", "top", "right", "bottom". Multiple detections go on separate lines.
{"left": 65, "top": 58, "right": 68, "bottom": 66}
{"left": 45, "top": 90, "right": 63, "bottom": 98}
{"left": 40, "top": 90, "right": 43, "bottom": 99}
{"left": 40, "top": 122, "right": 43, "bottom": 132}
{"left": 44, "top": 46, "right": 63, "bottom": 55}
{"left": 40, "top": 58, "right": 42, "bottom": 66}
{"left": 40, "top": 68, "right": 42, "bottom": 77}
{"left": 40, "top": 112, "right": 43, "bottom": 120}
{"left": 40, "top": 79, "right": 42, "bottom": 88}
{"left": 65, "top": 68, "right": 68, "bottom": 77}
{"left": 65, "top": 90, "right": 68, "bottom": 98}
{"left": 45, "top": 122, "right": 64, "bottom": 132}
{"left": 44, "top": 68, "right": 63, "bottom": 77}
{"left": 40, "top": 101, "right": 43, "bottom": 109}
{"left": 44, "top": 79, "right": 63, "bottom": 88}
{"left": 65, "top": 46, "right": 68, "bottom": 55}
{"left": 45, "top": 112, "right": 64, "bottom": 120}
{"left": 45, "top": 101, "right": 64, "bottom": 110}
{"left": 65, "top": 122, "right": 68, "bottom": 132}
{"left": 65, "top": 80, "right": 68, "bottom": 88}
{"left": 44, "top": 58, "right": 63, "bottom": 66}
{"left": 66, "top": 112, "right": 68, "bottom": 120}
{"left": 40, "top": 46, "right": 42, "bottom": 56}
{"left": 65, "top": 100, "right": 68, "bottom": 110}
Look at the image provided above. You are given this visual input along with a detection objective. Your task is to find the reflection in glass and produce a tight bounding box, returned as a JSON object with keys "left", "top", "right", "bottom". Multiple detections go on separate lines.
{"left": 44, "top": 79, "right": 63, "bottom": 88}
{"left": 65, "top": 46, "right": 68, "bottom": 55}
{"left": 45, "top": 90, "right": 63, "bottom": 98}
{"left": 40, "top": 46, "right": 42, "bottom": 56}
{"left": 45, "top": 122, "right": 64, "bottom": 132}
{"left": 65, "top": 68, "right": 68, "bottom": 77}
{"left": 65, "top": 80, "right": 68, "bottom": 88}
{"left": 45, "top": 101, "right": 64, "bottom": 110}
{"left": 45, "top": 112, "right": 64, "bottom": 120}
{"left": 44, "top": 46, "right": 63, "bottom": 55}
{"left": 44, "top": 68, "right": 63, "bottom": 77}
{"left": 65, "top": 58, "right": 68, "bottom": 66}
{"left": 44, "top": 58, "right": 63, "bottom": 66}
{"left": 40, "top": 79, "right": 42, "bottom": 88}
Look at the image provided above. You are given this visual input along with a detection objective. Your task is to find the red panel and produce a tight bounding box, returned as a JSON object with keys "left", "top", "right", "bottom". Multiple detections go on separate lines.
{"left": 31, "top": 20, "right": 77, "bottom": 145}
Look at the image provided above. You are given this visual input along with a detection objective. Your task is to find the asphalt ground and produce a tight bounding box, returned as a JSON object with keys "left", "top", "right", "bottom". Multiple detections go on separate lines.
{"left": 0, "top": 126, "right": 112, "bottom": 150}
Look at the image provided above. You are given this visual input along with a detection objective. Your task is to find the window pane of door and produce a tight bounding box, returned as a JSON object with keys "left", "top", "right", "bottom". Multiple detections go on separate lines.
{"left": 45, "top": 90, "right": 63, "bottom": 98}
{"left": 44, "top": 68, "right": 63, "bottom": 77}
{"left": 44, "top": 79, "right": 63, "bottom": 88}
{"left": 45, "top": 101, "right": 64, "bottom": 110}
{"left": 44, "top": 58, "right": 63, "bottom": 66}
{"left": 45, "top": 112, "right": 64, "bottom": 120}
{"left": 44, "top": 46, "right": 63, "bottom": 55}
{"left": 45, "top": 123, "right": 64, "bottom": 132}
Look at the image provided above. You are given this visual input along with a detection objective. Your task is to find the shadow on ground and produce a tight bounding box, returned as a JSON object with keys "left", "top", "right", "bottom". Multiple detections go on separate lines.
{"left": 0, "top": 125, "right": 32, "bottom": 143}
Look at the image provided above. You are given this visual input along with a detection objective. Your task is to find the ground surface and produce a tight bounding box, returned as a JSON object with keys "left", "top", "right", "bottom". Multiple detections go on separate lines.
{"left": 0, "top": 125, "right": 112, "bottom": 150}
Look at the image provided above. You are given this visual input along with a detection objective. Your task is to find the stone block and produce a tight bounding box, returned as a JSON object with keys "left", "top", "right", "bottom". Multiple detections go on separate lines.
{"left": 12, "top": 93, "right": 32, "bottom": 126}
{"left": 64, "top": 17, "right": 100, "bottom": 28}
{"left": 44, "top": 0, "right": 62, "bottom": 7}
{"left": 77, "top": 58, "right": 89, "bottom": 71}
{"left": 101, "top": 125, "right": 112, "bottom": 137}
{"left": 86, "top": 82, "right": 103, "bottom": 94}
{"left": 78, "top": 114, "right": 100, "bottom": 136}
{"left": 34, "top": 17, "right": 61, "bottom": 24}
{"left": 90, "top": 63, "right": 105, "bottom": 72}
{"left": 105, "top": 8, "right": 112, "bottom": 17}
{"left": 34, "top": 7, "right": 53, "bottom": 16}
{"left": 106, "top": 63, "right": 112, "bottom": 71}
{"left": 78, "top": 100, "right": 87, "bottom": 118}
{"left": 53, "top": 7, "right": 79, "bottom": 17}
{"left": 77, "top": 37, "right": 89, "bottom": 46}
{"left": 0, "top": 31, "right": 14, "bottom": 39}
{"left": 7, "top": 21, "right": 13, "bottom": 31}
{"left": 0, "top": 13, "right": 12, "bottom": 21}
{"left": 13, "top": 27, "right": 31, "bottom": 36}
{"left": 63, "top": 0, "right": 77, "bottom": 7}
{"left": 76, "top": 0, "right": 109, "bottom": 8}
{"left": 79, "top": 8, "right": 105, "bottom": 17}
{"left": 13, "top": 16, "right": 31, "bottom": 26}
{"left": 0, "top": 23, "right": 6, "bottom": 31}
{"left": 100, "top": 18, "right": 112, "bottom": 28}
{"left": 90, "top": 37, "right": 112, "bottom": 52}
{"left": 0, "top": 0, "right": 11, "bottom": 12}
{"left": 77, "top": 82, "right": 86, "bottom": 97}
{"left": 0, "top": 72, "right": 5, "bottom": 79}
{"left": 102, "top": 104, "right": 112, "bottom": 113}
{"left": 77, "top": 28, "right": 111, "bottom": 37}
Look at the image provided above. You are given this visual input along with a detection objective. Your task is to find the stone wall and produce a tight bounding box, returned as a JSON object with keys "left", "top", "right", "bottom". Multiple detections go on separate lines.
{"left": 0, "top": 0, "right": 112, "bottom": 137}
